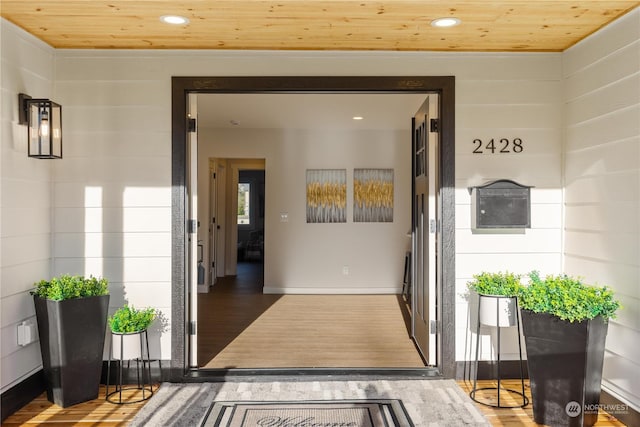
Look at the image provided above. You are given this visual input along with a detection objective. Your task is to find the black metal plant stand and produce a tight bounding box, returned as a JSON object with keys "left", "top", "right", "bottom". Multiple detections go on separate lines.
{"left": 106, "top": 330, "right": 155, "bottom": 404}
{"left": 469, "top": 294, "right": 528, "bottom": 408}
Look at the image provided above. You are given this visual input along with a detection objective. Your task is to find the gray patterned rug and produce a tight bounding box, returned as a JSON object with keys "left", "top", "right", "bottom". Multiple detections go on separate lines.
{"left": 130, "top": 379, "right": 490, "bottom": 427}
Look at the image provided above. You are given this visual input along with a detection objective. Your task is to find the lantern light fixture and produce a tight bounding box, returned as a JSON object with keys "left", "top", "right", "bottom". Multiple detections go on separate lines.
{"left": 18, "top": 93, "right": 62, "bottom": 159}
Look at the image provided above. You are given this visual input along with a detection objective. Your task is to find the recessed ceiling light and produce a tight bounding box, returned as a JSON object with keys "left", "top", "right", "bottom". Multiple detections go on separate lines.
{"left": 352, "top": 116, "right": 364, "bottom": 120}
{"left": 430, "top": 17, "right": 461, "bottom": 28}
{"left": 160, "top": 15, "right": 190, "bottom": 25}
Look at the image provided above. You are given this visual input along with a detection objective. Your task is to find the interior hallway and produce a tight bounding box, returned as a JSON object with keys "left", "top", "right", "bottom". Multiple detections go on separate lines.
{"left": 197, "top": 262, "right": 425, "bottom": 368}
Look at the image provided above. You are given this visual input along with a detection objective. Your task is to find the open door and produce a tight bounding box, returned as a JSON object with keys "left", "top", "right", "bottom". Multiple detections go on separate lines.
{"left": 186, "top": 93, "right": 198, "bottom": 368}
{"left": 208, "top": 160, "right": 218, "bottom": 285}
{"left": 412, "top": 95, "right": 440, "bottom": 365}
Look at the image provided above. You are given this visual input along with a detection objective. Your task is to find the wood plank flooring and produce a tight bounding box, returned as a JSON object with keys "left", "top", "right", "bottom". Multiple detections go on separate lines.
{"left": 457, "top": 380, "right": 626, "bottom": 427}
{"left": 197, "top": 262, "right": 425, "bottom": 368}
{"left": 2, "top": 386, "right": 152, "bottom": 426}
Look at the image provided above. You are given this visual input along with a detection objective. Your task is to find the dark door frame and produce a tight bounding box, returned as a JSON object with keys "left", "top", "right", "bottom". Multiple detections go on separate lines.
{"left": 171, "top": 76, "right": 456, "bottom": 380}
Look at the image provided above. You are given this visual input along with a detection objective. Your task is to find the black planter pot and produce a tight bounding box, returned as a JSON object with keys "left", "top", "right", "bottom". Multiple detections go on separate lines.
{"left": 34, "top": 294, "right": 110, "bottom": 407}
{"left": 520, "top": 309, "right": 608, "bottom": 427}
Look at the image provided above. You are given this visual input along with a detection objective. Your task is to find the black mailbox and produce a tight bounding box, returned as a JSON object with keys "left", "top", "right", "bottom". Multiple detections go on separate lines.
{"left": 470, "top": 180, "right": 532, "bottom": 229}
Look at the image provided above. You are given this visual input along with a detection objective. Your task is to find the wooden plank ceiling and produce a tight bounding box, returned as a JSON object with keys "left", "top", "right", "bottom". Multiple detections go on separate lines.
{"left": 1, "top": 1, "right": 638, "bottom": 51}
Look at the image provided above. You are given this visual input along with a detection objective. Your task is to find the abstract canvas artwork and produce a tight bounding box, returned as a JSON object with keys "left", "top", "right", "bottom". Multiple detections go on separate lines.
{"left": 306, "top": 169, "right": 347, "bottom": 223}
{"left": 354, "top": 169, "right": 394, "bottom": 222}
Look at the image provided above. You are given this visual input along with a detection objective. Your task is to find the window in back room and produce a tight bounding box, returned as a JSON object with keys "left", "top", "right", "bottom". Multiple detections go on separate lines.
{"left": 237, "top": 182, "right": 251, "bottom": 225}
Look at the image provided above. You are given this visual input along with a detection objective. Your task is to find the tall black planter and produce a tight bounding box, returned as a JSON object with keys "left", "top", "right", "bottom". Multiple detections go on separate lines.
{"left": 521, "top": 309, "right": 608, "bottom": 427}
{"left": 34, "top": 295, "right": 109, "bottom": 407}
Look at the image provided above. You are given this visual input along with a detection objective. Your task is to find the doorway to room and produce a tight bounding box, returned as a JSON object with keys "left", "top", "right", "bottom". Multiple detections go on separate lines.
{"left": 197, "top": 161, "right": 267, "bottom": 368}
{"left": 171, "top": 76, "right": 456, "bottom": 380}
{"left": 201, "top": 158, "right": 266, "bottom": 288}
{"left": 237, "top": 170, "right": 265, "bottom": 265}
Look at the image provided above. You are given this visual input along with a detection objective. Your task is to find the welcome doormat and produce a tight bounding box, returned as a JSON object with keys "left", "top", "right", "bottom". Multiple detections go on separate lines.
{"left": 130, "top": 380, "right": 490, "bottom": 426}
{"left": 201, "top": 400, "right": 414, "bottom": 427}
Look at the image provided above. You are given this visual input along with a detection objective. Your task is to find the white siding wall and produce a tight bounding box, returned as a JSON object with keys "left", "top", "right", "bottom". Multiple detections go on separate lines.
{"left": 52, "top": 49, "right": 564, "bottom": 361}
{"left": 562, "top": 8, "right": 640, "bottom": 411}
{"left": 455, "top": 63, "right": 564, "bottom": 361}
{"left": 0, "top": 21, "right": 54, "bottom": 393}
{"left": 52, "top": 62, "right": 173, "bottom": 359}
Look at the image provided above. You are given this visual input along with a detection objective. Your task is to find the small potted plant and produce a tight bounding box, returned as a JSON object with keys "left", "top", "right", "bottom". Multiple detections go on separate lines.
{"left": 519, "top": 271, "right": 620, "bottom": 427}
{"left": 467, "top": 271, "right": 523, "bottom": 327}
{"left": 31, "top": 274, "right": 109, "bottom": 407}
{"left": 466, "top": 271, "right": 528, "bottom": 408}
{"left": 106, "top": 305, "right": 157, "bottom": 404}
{"left": 108, "top": 305, "right": 157, "bottom": 360}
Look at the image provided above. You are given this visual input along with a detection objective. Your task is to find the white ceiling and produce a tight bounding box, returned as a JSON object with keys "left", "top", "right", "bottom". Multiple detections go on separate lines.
{"left": 197, "top": 93, "right": 430, "bottom": 131}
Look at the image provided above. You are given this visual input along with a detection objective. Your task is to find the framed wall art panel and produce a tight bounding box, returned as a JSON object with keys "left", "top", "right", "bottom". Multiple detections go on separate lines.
{"left": 306, "top": 169, "right": 347, "bottom": 223}
{"left": 354, "top": 168, "right": 394, "bottom": 222}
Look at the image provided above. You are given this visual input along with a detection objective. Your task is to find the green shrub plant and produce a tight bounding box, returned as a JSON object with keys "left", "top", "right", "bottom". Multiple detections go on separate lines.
{"left": 467, "top": 271, "right": 523, "bottom": 297}
{"left": 109, "top": 305, "right": 157, "bottom": 333}
{"left": 519, "top": 271, "right": 620, "bottom": 322}
{"left": 31, "top": 275, "right": 108, "bottom": 301}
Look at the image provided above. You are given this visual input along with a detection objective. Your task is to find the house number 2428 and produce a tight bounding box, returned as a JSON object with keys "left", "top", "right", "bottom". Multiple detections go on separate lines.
{"left": 472, "top": 138, "right": 523, "bottom": 154}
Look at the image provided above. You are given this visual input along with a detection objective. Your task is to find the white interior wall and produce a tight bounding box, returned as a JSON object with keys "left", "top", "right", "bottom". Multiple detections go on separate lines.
{"left": 0, "top": 21, "right": 54, "bottom": 393}
{"left": 197, "top": 128, "right": 412, "bottom": 293}
{"left": 562, "top": 8, "right": 640, "bottom": 411}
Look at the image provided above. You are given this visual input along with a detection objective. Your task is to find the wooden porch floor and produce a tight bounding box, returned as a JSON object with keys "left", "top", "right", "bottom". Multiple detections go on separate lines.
{"left": 457, "top": 379, "right": 626, "bottom": 427}
{"left": 2, "top": 386, "right": 150, "bottom": 426}
{"left": 3, "top": 264, "right": 627, "bottom": 426}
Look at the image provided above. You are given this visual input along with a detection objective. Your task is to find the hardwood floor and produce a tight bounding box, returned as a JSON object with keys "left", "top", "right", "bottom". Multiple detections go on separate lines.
{"left": 197, "top": 262, "right": 425, "bottom": 368}
{"left": 2, "top": 386, "right": 152, "bottom": 426}
{"left": 457, "top": 380, "right": 626, "bottom": 427}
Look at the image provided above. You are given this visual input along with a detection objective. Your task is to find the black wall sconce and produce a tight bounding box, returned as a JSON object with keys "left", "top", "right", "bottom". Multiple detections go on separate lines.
{"left": 18, "top": 93, "right": 62, "bottom": 159}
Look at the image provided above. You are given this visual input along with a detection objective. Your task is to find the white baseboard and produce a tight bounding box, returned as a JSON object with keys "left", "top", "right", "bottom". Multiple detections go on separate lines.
{"left": 197, "top": 284, "right": 209, "bottom": 293}
{"left": 262, "top": 287, "right": 401, "bottom": 295}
